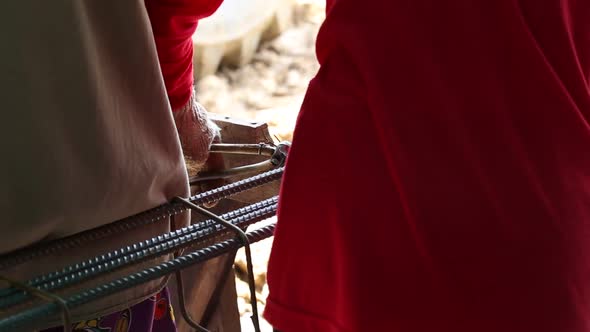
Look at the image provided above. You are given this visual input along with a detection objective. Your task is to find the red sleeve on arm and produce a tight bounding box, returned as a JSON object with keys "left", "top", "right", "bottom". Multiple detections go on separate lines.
{"left": 145, "top": 0, "right": 223, "bottom": 110}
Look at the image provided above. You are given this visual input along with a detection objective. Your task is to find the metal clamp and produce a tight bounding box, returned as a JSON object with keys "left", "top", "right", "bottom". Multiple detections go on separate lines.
{"left": 270, "top": 141, "right": 290, "bottom": 167}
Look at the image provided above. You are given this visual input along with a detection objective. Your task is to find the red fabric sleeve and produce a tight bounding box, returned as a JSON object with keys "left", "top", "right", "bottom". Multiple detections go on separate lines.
{"left": 145, "top": 0, "right": 223, "bottom": 110}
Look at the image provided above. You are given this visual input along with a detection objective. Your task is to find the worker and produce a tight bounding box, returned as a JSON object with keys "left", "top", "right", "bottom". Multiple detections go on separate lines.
{"left": 0, "top": 0, "right": 222, "bottom": 331}
{"left": 265, "top": 0, "right": 590, "bottom": 331}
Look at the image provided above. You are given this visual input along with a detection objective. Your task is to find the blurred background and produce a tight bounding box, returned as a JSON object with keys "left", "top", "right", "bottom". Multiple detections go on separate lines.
{"left": 192, "top": 0, "right": 325, "bottom": 330}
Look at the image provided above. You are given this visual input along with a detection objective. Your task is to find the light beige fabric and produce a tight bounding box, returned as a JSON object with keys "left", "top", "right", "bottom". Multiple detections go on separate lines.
{"left": 0, "top": 0, "right": 191, "bottom": 326}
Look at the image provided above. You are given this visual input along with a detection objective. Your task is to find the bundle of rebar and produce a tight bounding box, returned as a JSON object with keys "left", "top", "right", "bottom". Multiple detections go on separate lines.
{"left": 0, "top": 165, "right": 284, "bottom": 332}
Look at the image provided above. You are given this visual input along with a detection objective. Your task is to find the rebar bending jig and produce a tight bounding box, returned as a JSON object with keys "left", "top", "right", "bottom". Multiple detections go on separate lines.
{"left": 0, "top": 142, "right": 287, "bottom": 332}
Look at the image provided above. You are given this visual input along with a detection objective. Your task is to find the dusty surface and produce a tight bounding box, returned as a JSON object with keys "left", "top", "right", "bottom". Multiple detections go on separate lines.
{"left": 197, "top": 0, "right": 325, "bottom": 142}
{"left": 196, "top": 1, "right": 325, "bottom": 330}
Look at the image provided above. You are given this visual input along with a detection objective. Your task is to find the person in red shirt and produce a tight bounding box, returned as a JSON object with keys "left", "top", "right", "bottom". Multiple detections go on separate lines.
{"left": 265, "top": 0, "right": 590, "bottom": 331}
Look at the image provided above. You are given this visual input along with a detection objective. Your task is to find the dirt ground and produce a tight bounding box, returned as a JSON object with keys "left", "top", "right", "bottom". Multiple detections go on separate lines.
{"left": 195, "top": 1, "right": 325, "bottom": 330}
{"left": 197, "top": 0, "right": 325, "bottom": 142}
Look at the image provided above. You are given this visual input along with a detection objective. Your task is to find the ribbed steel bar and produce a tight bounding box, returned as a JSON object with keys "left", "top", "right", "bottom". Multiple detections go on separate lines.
{"left": 0, "top": 198, "right": 278, "bottom": 309}
{"left": 190, "top": 160, "right": 275, "bottom": 183}
{"left": 209, "top": 143, "right": 276, "bottom": 156}
{"left": 0, "top": 167, "right": 283, "bottom": 270}
{"left": 0, "top": 225, "right": 276, "bottom": 332}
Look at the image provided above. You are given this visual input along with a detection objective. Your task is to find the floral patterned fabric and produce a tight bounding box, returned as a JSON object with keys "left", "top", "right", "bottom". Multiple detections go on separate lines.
{"left": 43, "top": 288, "right": 177, "bottom": 332}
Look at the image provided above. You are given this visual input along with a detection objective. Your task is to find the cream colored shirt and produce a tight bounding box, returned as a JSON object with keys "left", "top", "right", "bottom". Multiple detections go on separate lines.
{"left": 0, "top": 0, "right": 190, "bottom": 325}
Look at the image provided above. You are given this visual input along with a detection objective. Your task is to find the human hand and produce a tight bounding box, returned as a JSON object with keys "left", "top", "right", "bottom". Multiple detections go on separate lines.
{"left": 173, "top": 92, "right": 220, "bottom": 175}
{"left": 173, "top": 93, "right": 227, "bottom": 207}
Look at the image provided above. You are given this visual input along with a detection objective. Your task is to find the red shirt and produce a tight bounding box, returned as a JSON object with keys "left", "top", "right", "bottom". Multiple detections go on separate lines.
{"left": 145, "top": 0, "right": 222, "bottom": 110}
{"left": 265, "top": 1, "right": 590, "bottom": 331}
